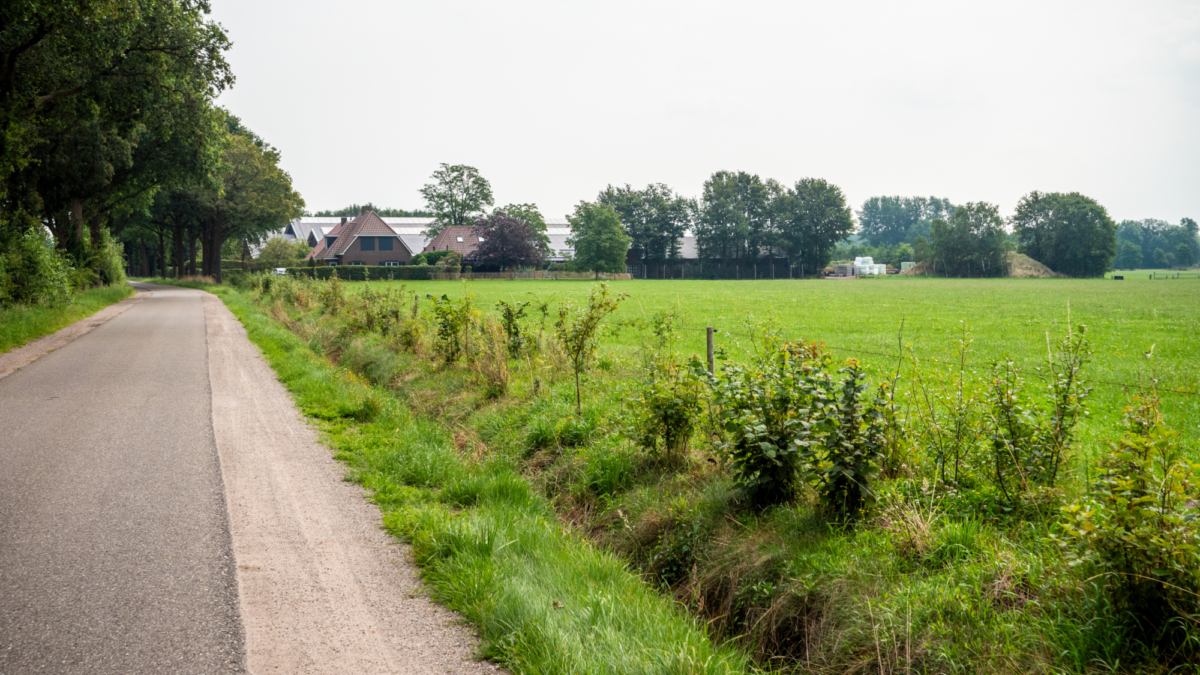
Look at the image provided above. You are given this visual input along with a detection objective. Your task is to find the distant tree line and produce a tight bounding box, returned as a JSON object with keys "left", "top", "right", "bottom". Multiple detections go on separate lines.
{"left": 313, "top": 204, "right": 432, "bottom": 218}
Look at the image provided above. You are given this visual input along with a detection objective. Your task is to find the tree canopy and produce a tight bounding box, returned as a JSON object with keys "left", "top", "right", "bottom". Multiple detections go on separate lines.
{"left": 774, "top": 178, "right": 855, "bottom": 273}
{"left": 494, "top": 203, "right": 550, "bottom": 248}
{"left": 567, "top": 202, "right": 631, "bottom": 274}
{"left": 694, "top": 171, "right": 770, "bottom": 261}
{"left": 313, "top": 204, "right": 431, "bottom": 217}
{"left": 597, "top": 184, "right": 693, "bottom": 264}
{"left": 1116, "top": 218, "right": 1198, "bottom": 268}
{"left": 467, "top": 212, "right": 545, "bottom": 271}
{"left": 419, "top": 164, "right": 493, "bottom": 237}
{"left": 1011, "top": 191, "right": 1116, "bottom": 277}
{"left": 928, "top": 202, "right": 1008, "bottom": 277}
{"left": 857, "top": 196, "right": 955, "bottom": 247}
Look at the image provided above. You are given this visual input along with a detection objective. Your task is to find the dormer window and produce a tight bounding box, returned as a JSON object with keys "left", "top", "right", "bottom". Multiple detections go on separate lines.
{"left": 478, "top": 236, "right": 485, "bottom": 242}
{"left": 326, "top": 236, "right": 337, "bottom": 248}
{"left": 456, "top": 236, "right": 463, "bottom": 243}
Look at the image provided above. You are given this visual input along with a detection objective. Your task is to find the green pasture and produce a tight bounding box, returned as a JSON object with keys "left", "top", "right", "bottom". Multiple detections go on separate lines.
{"left": 359, "top": 274, "right": 1200, "bottom": 450}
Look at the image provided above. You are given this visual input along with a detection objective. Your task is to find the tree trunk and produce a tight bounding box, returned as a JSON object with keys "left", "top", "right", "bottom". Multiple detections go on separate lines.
{"left": 157, "top": 231, "right": 167, "bottom": 279}
{"left": 173, "top": 224, "right": 185, "bottom": 278}
{"left": 71, "top": 197, "right": 85, "bottom": 245}
{"left": 88, "top": 210, "right": 104, "bottom": 249}
{"left": 139, "top": 241, "right": 150, "bottom": 277}
{"left": 188, "top": 230, "right": 198, "bottom": 275}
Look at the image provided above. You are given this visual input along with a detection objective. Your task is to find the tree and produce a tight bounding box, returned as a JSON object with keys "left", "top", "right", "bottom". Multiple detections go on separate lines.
{"left": 467, "top": 212, "right": 545, "bottom": 271}
{"left": 419, "top": 164, "right": 493, "bottom": 237}
{"left": 314, "top": 204, "right": 431, "bottom": 217}
{"left": 567, "top": 202, "right": 631, "bottom": 274}
{"left": 494, "top": 203, "right": 550, "bottom": 248}
{"left": 257, "top": 237, "right": 308, "bottom": 269}
{"left": 694, "top": 171, "right": 769, "bottom": 261}
{"left": 597, "top": 183, "right": 693, "bottom": 264}
{"left": 929, "top": 203, "right": 1007, "bottom": 277}
{"left": 1176, "top": 243, "right": 1193, "bottom": 267}
{"left": 774, "top": 178, "right": 855, "bottom": 273}
{"left": 1011, "top": 191, "right": 1116, "bottom": 277}
{"left": 857, "top": 196, "right": 955, "bottom": 247}
{"left": 1113, "top": 240, "right": 1142, "bottom": 270}
{"left": 198, "top": 118, "right": 305, "bottom": 282}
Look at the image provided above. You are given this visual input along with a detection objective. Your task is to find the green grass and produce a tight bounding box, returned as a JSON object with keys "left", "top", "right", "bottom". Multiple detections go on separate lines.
{"left": 360, "top": 275, "right": 1200, "bottom": 449}
{"left": 0, "top": 284, "right": 135, "bottom": 354}
{"left": 200, "top": 273, "right": 1200, "bottom": 673}
{"left": 198, "top": 283, "right": 753, "bottom": 674}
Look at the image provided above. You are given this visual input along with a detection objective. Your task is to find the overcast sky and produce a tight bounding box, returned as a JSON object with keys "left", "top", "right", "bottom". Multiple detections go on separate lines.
{"left": 210, "top": 0, "right": 1199, "bottom": 225}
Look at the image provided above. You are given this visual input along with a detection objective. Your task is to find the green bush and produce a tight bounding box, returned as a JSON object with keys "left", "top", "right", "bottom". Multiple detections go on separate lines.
{"left": 706, "top": 340, "right": 831, "bottom": 508}
{"left": 0, "top": 229, "right": 73, "bottom": 307}
{"left": 495, "top": 299, "right": 530, "bottom": 358}
{"left": 427, "top": 292, "right": 477, "bottom": 363}
{"left": 811, "top": 363, "right": 887, "bottom": 522}
{"left": 1058, "top": 395, "right": 1200, "bottom": 652}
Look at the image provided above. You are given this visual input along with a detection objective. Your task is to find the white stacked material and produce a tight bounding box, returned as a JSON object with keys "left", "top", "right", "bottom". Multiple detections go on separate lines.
{"left": 854, "top": 256, "right": 874, "bottom": 266}
{"left": 855, "top": 263, "right": 886, "bottom": 275}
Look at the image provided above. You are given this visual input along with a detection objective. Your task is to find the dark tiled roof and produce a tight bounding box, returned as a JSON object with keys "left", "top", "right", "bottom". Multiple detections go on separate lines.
{"left": 307, "top": 220, "right": 347, "bottom": 260}
{"left": 423, "top": 226, "right": 483, "bottom": 255}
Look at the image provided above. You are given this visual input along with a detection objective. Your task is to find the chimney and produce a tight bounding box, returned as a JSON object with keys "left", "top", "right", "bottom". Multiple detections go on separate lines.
{"left": 340, "top": 217, "right": 347, "bottom": 225}
{"left": 361, "top": 205, "right": 370, "bottom": 214}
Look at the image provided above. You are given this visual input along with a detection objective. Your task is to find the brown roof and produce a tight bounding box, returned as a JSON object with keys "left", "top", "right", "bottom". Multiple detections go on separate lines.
{"left": 307, "top": 211, "right": 413, "bottom": 260}
{"left": 423, "top": 226, "right": 484, "bottom": 255}
{"left": 306, "top": 220, "right": 347, "bottom": 260}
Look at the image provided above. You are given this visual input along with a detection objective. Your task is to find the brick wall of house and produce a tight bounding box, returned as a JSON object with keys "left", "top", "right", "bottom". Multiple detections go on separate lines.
{"left": 338, "top": 236, "right": 412, "bottom": 265}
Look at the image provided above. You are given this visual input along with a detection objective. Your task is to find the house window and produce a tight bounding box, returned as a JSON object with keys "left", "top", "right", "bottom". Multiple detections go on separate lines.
{"left": 626, "top": 265, "right": 637, "bottom": 275}
{"left": 327, "top": 261, "right": 338, "bottom": 267}
{"left": 456, "top": 236, "right": 464, "bottom": 243}
{"left": 378, "top": 237, "right": 393, "bottom": 251}
{"left": 382, "top": 261, "right": 400, "bottom": 267}
{"left": 349, "top": 261, "right": 365, "bottom": 266}
{"left": 360, "top": 237, "right": 375, "bottom": 251}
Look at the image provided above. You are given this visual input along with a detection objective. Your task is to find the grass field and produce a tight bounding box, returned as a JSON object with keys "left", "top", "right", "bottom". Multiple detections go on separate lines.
{"left": 362, "top": 274, "right": 1200, "bottom": 450}
{"left": 199, "top": 271, "right": 1200, "bottom": 673}
{"left": 0, "top": 284, "right": 135, "bottom": 354}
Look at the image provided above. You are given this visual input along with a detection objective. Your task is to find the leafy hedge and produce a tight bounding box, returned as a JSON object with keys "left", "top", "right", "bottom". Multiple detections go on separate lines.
{"left": 282, "top": 265, "right": 438, "bottom": 281}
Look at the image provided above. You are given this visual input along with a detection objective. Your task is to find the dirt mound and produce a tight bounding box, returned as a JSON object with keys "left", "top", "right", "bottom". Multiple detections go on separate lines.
{"left": 1008, "top": 252, "right": 1066, "bottom": 278}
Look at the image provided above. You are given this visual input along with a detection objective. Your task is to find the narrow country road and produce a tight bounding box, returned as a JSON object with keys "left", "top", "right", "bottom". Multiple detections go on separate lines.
{"left": 0, "top": 283, "right": 494, "bottom": 674}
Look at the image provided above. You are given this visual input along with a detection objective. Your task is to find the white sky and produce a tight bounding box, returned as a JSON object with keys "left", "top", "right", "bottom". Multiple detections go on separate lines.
{"left": 210, "top": 0, "right": 1200, "bottom": 225}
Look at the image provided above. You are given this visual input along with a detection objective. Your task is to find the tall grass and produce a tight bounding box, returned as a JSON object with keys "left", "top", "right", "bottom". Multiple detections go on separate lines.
{"left": 0, "top": 284, "right": 134, "bottom": 354}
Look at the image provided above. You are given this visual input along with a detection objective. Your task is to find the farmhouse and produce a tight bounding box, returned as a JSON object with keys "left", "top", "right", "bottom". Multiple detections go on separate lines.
{"left": 305, "top": 211, "right": 415, "bottom": 266}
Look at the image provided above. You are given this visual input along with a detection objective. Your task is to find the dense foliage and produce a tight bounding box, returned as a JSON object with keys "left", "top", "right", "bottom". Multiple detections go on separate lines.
{"left": 857, "top": 196, "right": 956, "bottom": 247}
{"left": 1012, "top": 191, "right": 1117, "bottom": 277}
{"left": 566, "top": 202, "right": 631, "bottom": 274}
{"left": 927, "top": 202, "right": 1009, "bottom": 277}
{"left": 466, "top": 212, "right": 545, "bottom": 271}
{"left": 419, "top": 163, "right": 494, "bottom": 237}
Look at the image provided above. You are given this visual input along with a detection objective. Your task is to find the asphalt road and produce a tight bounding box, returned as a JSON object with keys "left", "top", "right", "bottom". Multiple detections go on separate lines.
{"left": 0, "top": 284, "right": 243, "bottom": 673}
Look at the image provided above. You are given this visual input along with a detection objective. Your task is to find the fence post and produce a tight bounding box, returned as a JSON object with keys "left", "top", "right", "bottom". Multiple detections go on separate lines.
{"left": 707, "top": 327, "right": 714, "bottom": 374}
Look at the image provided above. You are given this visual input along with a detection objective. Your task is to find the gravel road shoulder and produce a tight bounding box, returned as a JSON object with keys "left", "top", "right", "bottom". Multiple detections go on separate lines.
{"left": 203, "top": 291, "right": 498, "bottom": 675}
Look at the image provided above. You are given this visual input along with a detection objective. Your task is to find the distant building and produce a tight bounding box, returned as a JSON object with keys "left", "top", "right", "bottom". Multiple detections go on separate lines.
{"left": 305, "top": 211, "right": 415, "bottom": 266}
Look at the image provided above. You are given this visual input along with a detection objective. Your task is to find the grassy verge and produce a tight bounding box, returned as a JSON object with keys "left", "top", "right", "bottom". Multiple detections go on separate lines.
{"left": 180, "top": 275, "right": 1200, "bottom": 674}
{"left": 0, "top": 284, "right": 135, "bottom": 354}
{"left": 196, "top": 282, "right": 753, "bottom": 674}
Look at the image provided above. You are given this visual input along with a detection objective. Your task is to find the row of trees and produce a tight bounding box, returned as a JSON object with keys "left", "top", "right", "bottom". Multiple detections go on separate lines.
{"left": 0, "top": 0, "right": 304, "bottom": 302}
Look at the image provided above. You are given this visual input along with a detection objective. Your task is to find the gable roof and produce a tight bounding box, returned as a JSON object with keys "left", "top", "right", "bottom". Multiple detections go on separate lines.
{"left": 423, "top": 226, "right": 484, "bottom": 255}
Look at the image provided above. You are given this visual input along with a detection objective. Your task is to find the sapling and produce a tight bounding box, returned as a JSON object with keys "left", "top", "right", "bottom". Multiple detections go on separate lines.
{"left": 555, "top": 283, "right": 626, "bottom": 414}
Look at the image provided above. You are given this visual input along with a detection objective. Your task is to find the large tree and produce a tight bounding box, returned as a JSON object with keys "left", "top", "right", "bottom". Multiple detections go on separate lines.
{"left": 857, "top": 196, "right": 955, "bottom": 247}
{"left": 928, "top": 202, "right": 1008, "bottom": 277}
{"left": 419, "top": 163, "right": 493, "bottom": 237}
{"left": 1011, "top": 191, "right": 1116, "bottom": 277}
{"left": 567, "top": 202, "right": 630, "bottom": 274}
{"left": 597, "top": 183, "right": 693, "bottom": 264}
{"left": 694, "top": 171, "right": 769, "bottom": 261}
{"left": 313, "top": 204, "right": 431, "bottom": 217}
{"left": 467, "top": 212, "right": 545, "bottom": 271}
{"left": 775, "top": 178, "right": 855, "bottom": 273}
{"left": 1117, "top": 218, "right": 1199, "bottom": 268}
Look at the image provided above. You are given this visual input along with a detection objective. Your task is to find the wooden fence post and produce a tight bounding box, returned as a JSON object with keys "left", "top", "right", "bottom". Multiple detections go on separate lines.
{"left": 707, "top": 327, "right": 714, "bottom": 374}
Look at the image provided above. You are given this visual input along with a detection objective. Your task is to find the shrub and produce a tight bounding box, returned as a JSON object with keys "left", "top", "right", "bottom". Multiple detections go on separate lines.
{"left": 809, "top": 362, "right": 888, "bottom": 522}
{"left": 989, "top": 324, "right": 1092, "bottom": 501}
{"left": 632, "top": 364, "right": 705, "bottom": 465}
{"left": 0, "top": 229, "right": 73, "bottom": 307}
{"left": 495, "top": 299, "right": 530, "bottom": 358}
{"left": 427, "top": 292, "right": 477, "bottom": 363}
{"left": 319, "top": 271, "right": 346, "bottom": 315}
{"left": 706, "top": 340, "right": 831, "bottom": 508}
{"left": 1058, "top": 395, "right": 1200, "bottom": 651}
